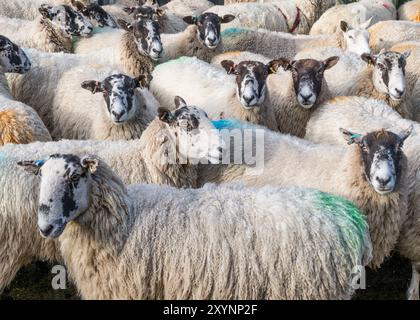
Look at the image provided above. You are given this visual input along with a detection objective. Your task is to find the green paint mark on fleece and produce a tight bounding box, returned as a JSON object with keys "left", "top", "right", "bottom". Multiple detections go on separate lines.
{"left": 154, "top": 56, "right": 190, "bottom": 70}
{"left": 221, "top": 28, "right": 246, "bottom": 38}
{"left": 316, "top": 191, "right": 370, "bottom": 258}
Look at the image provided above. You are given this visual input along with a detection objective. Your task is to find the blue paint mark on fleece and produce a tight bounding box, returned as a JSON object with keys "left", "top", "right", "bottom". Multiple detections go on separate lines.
{"left": 221, "top": 28, "right": 246, "bottom": 38}
{"left": 0, "top": 151, "right": 7, "bottom": 167}
{"left": 154, "top": 56, "right": 190, "bottom": 70}
{"left": 211, "top": 119, "right": 257, "bottom": 131}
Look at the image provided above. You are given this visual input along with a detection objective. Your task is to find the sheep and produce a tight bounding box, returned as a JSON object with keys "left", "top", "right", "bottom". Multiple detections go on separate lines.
{"left": 18, "top": 153, "right": 372, "bottom": 299}
{"left": 201, "top": 120, "right": 410, "bottom": 269}
{"left": 203, "top": 2, "right": 311, "bottom": 34}
{"left": 43, "top": 67, "right": 158, "bottom": 141}
{"left": 368, "top": 20, "right": 420, "bottom": 53}
{"left": 222, "top": 0, "right": 336, "bottom": 30}
{"left": 221, "top": 19, "right": 372, "bottom": 60}
{"left": 151, "top": 57, "right": 278, "bottom": 130}
{"left": 71, "top": 1, "right": 119, "bottom": 28}
{"left": 0, "top": 36, "right": 51, "bottom": 145}
{"left": 0, "top": 99, "right": 223, "bottom": 292}
{"left": 340, "top": 49, "right": 415, "bottom": 120}
{"left": 304, "top": 96, "right": 420, "bottom": 299}
{"left": 310, "top": 0, "right": 396, "bottom": 35}
{"left": 0, "top": 4, "right": 95, "bottom": 53}
{"left": 160, "top": 12, "right": 235, "bottom": 63}
{"left": 398, "top": 0, "right": 420, "bottom": 22}
{"left": 161, "top": 0, "right": 214, "bottom": 18}
{"left": 122, "top": 3, "right": 187, "bottom": 33}
{"left": 0, "top": 0, "right": 95, "bottom": 20}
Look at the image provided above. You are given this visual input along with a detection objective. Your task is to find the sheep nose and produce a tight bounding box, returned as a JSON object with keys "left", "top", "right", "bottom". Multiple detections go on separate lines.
{"left": 376, "top": 176, "right": 391, "bottom": 186}
{"left": 243, "top": 95, "right": 254, "bottom": 104}
{"left": 112, "top": 110, "right": 125, "bottom": 120}
{"left": 300, "top": 92, "right": 313, "bottom": 101}
{"left": 39, "top": 225, "right": 54, "bottom": 237}
{"left": 394, "top": 88, "right": 404, "bottom": 97}
{"left": 152, "top": 48, "right": 162, "bottom": 54}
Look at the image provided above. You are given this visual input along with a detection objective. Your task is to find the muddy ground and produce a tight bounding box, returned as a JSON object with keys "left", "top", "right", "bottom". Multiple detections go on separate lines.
{"left": 0, "top": 252, "right": 412, "bottom": 300}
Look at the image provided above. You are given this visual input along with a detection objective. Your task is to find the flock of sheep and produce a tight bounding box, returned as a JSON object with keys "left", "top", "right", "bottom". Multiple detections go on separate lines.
{"left": 0, "top": 0, "right": 419, "bottom": 300}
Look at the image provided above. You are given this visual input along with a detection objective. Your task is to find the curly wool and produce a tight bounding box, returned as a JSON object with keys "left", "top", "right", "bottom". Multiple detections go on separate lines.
{"left": 0, "top": 17, "right": 72, "bottom": 53}
{"left": 151, "top": 57, "right": 278, "bottom": 131}
{"left": 55, "top": 159, "right": 371, "bottom": 299}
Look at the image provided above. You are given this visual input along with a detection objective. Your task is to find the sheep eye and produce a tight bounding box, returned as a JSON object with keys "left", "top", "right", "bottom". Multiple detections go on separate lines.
{"left": 70, "top": 174, "right": 80, "bottom": 182}
{"left": 348, "top": 35, "right": 353, "bottom": 39}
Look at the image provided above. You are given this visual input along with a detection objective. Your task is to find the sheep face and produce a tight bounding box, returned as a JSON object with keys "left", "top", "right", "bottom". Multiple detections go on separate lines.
{"left": 340, "top": 19, "right": 371, "bottom": 56}
{"left": 0, "top": 36, "right": 31, "bottom": 74}
{"left": 158, "top": 97, "right": 223, "bottom": 164}
{"left": 221, "top": 60, "right": 275, "bottom": 108}
{"left": 75, "top": 2, "right": 118, "bottom": 28}
{"left": 361, "top": 50, "right": 411, "bottom": 101}
{"left": 277, "top": 57, "right": 339, "bottom": 109}
{"left": 81, "top": 74, "right": 152, "bottom": 124}
{"left": 341, "top": 128, "right": 411, "bottom": 195}
{"left": 183, "top": 13, "right": 235, "bottom": 50}
{"left": 118, "top": 19, "right": 163, "bottom": 60}
{"left": 38, "top": 4, "right": 93, "bottom": 38}
{"left": 17, "top": 154, "right": 99, "bottom": 239}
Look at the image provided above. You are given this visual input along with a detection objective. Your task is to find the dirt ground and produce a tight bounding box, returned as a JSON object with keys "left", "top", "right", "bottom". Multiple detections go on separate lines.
{"left": 0, "top": 252, "right": 412, "bottom": 300}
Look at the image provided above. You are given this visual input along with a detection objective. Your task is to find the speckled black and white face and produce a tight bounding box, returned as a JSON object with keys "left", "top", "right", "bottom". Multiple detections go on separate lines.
{"left": 221, "top": 60, "right": 276, "bottom": 108}
{"left": 81, "top": 73, "right": 152, "bottom": 124}
{"left": 0, "top": 36, "right": 31, "bottom": 73}
{"left": 39, "top": 4, "right": 93, "bottom": 37}
{"left": 183, "top": 12, "right": 235, "bottom": 49}
{"left": 118, "top": 18, "right": 163, "bottom": 60}
{"left": 340, "top": 19, "right": 371, "bottom": 56}
{"left": 78, "top": 3, "right": 118, "bottom": 28}
{"left": 158, "top": 97, "right": 223, "bottom": 163}
{"left": 362, "top": 50, "right": 411, "bottom": 101}
{"left": 17, "top": 154, "right": 99, "bottom": 239}
{"left": 276, "top": 57, "right": 339, "bottom": 108}
{"left": 341, "top": 128, "right": 411, "bottom": 194}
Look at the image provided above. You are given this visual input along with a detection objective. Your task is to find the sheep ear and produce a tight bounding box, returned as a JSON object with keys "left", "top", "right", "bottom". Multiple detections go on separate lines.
{"left": 70, "top": 0, "right": 86, "bottom": 12}
{"left": 267, "top": 59, "right": 287, "bottom": 74}
{"left": 340, "top": 128, "right": 363, "bottom": 145}
{"left": 220, "top": 60, "right": 235, "bottom": 74}
{"left": 220, "top": 14, "right": 235, "bottom": 24}
{"left": 39, "top": 5, "right": 52, "bottom": 19}
{"left": 174, "top": 96, "right": 187, "bottom": 109}
{"left": 361, "top": 53, "right": 376, "bottom": 65}
{"left": 359, "top": 17, "right": 373, "bottom": 29}
{"left": 156, "top": 8, "right": 165, "bottom": 17}
{"left": 402, "top": 50, "right": 411, "bottom": 60}
{"left": 398, "top": 125, "right": 413, "bottom": 143}
{"left": 158, "top": 107, "right": 175, "bottom": 124}
{"left": 123, "top": 6, "right": 137, "bottom": 15}
{"left": 340, "top": 20, "right": 349, "bottom": 32}
{"left": 324, "top": 56, "right": 339, "bottom": 70}
{"left": 81, "top": 80, "right": 103, "bottom": 94}
{"left": 17, "top": 159, "right": 46, "bottom": 175}
{"left": 134, "top": 74, "right": 153, "bottom": 89}
{"left": 118, "top": 19, "right": 133, "bottom": 31}
{"left": 81, "top": 156, "right": 99, "bottom": 173}
{"left": 183, "top": 15, "right": 197, "bottom": 25}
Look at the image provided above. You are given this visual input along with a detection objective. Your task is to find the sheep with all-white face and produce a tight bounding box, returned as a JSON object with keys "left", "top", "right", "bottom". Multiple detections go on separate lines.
{"left": 18, "top": 152, "right": 371, "bottom": 299}
{"left": 0, "top": 36, "right": 51, "bottom": 146}
{"left": 0, "top": 100, "right": 223, "bottom": 292}
{"left": 304, "top": 96, "right": 420, "bottom": 299}
{"left": 221, "top": 18, "right": 372, "bottom": 61}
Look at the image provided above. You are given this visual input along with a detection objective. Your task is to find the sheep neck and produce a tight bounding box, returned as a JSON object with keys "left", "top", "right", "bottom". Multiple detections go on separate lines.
{"left": 341, "top": 145, "right": 408, "bottom": 268}
{"left": 119, "top": 32, "right": 155, "bottom": 77}
{"left": 0, "top": 71, "right": 12, "bottom": 100}
{"left": 137, "top": 120, "right": 199, "bottom": 188}
{"left": 39, "top": 18, "right": 72, "bottom": 53}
